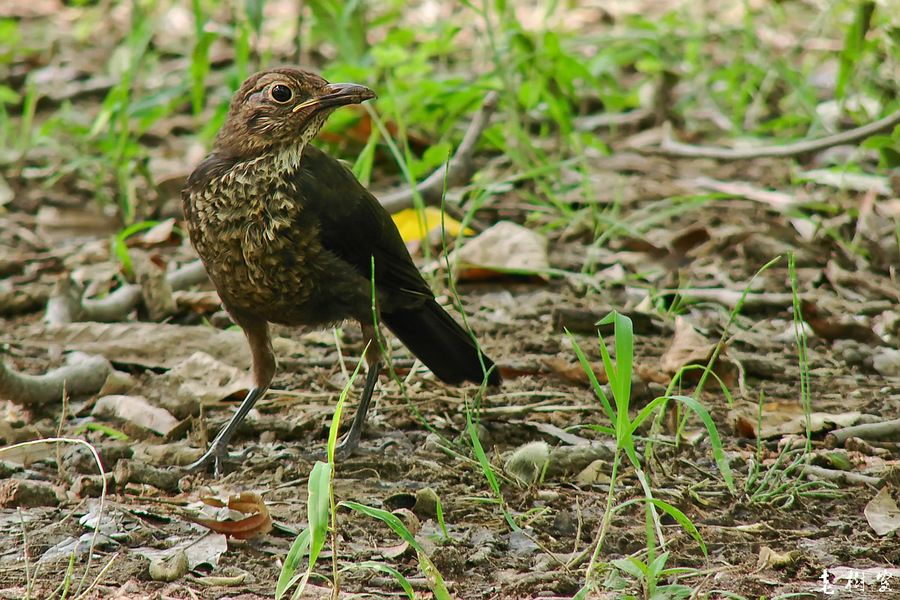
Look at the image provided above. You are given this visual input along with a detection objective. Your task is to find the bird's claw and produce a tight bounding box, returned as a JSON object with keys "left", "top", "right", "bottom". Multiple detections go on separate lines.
{"left": 184, "top": 443, "right": 230, "bottom": 477}
{"left": 332, "top": 433, "right": 361, "bottom": 460}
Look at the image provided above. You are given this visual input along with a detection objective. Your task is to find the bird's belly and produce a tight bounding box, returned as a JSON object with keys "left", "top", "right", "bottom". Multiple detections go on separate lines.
{"left": 194, "top": 221, "right": 369, "bottom": 328}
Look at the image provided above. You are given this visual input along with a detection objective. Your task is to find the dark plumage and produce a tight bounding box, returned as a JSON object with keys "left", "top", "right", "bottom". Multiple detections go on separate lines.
{"left": 182, "top": 67, "right": 500, "bottom": 475}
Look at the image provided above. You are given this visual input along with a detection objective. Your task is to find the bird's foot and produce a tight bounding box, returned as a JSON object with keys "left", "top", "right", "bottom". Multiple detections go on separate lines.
{"left": 332, "top": 432, "right": 362, "bottom": 460}
{"left": 184, "top": 443, "right": 231, "bottom": 477}
{"left": 296, "top": 432, "right": 365, "bottom": 463}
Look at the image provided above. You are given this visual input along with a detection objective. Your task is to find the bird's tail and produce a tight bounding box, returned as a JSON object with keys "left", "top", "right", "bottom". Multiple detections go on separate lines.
{"left": 381, "top": 299, "right": 501, "bottom": 386}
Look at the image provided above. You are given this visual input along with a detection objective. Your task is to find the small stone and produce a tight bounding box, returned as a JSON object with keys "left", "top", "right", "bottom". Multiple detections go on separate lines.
{"left": 552, "top": 510, "right": 577, "bottom": 536}
{"left": 149, "top": 550, "right": 188, "bottom": 582}
{"left": 413, "top": 487, "right": 440, "bottom": 518}
{"left": 71, "top": 474, "right": 113, "bottom": 498}
{"left": 535, "top": 489, "right": 559, "bottom": 503}
{"left": 874, "top": 349, "right": 900, "bottom": 376}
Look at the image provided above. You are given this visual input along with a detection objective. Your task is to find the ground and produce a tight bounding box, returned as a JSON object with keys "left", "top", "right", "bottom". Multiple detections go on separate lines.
{"left": 1, "top": 1, "right": 900, "bottom": 599}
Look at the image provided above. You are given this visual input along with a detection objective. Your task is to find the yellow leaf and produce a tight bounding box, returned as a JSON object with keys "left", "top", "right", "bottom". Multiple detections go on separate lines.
{"left": 391, "top": 207, "right": 472, "bottom": 243}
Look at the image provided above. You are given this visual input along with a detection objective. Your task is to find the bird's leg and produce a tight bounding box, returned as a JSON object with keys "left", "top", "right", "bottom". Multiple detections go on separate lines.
{"left": 186, "top": 317, "right": 276, "bottom": 476}
{"left": 334, "top": 322, "right": 384, "bottom": 458}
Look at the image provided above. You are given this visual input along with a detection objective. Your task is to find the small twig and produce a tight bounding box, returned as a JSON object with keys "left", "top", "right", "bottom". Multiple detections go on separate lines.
{"left": 825, "top": 418, "right": 900, "bottom": 447}
{"left": 114, "top": 459, "right": 181, "bottom": 493}
{"left": 574, "top": 108, "right": 653, "bottom": 131}
{"left": 45, "top": 259, "right": 210, "bottom": 325}
{"left": 379, "top": 91, "right": 500, "bottom": 214}
{"left": 0, "top": 350, "right": 112, "bottom": 405}
{"left": 0, "top": 279, "right": 49, "bottom": 316}
{"left": 280, "top": 356, "right": 415, "bottom": 370}
{"left": 506, "top": 569, "right": 576, "bottom": 589}
{"left": 628, "top": 286, "right": 795, "bottom": 310}
{"left": 638, "top": 109, "right": 900, "bottom": 160}
{"left": 166, "top": 260, "right": 209, "bottom": 290}
{"left": 370, "top": 576, "right": 455, "bottom": 591}
{"left": 132, "top": 249, "right": 176, "bottom": 321}
{"left": 802, "top": 464, "right": 881, "bottom": 487}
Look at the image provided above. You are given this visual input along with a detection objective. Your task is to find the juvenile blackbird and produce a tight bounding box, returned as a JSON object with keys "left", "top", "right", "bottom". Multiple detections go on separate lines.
{"left": 182, "top": 67, "right": 500, "bottom": 475}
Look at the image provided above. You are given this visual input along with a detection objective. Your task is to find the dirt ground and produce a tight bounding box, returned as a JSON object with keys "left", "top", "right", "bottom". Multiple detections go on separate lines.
{"left": 3, "top": 2, "right": 900, "bottom": 599}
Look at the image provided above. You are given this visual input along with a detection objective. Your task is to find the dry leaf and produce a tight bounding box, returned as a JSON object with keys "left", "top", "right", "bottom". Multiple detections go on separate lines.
{"left": 756, "top": 546, "right": 795, "bottom": 570}
{"left": 660, "top": 317, "right": 739, "bottom": 386}
{"left": 575, "top": 460, "right": 611, "bottom": 486}
{"left": 454, "top": 221, "right": 549, "bottom": 280}
{"left": 544, "top": 357, "right": 604, "bottom": 386}
{"left": 35, "top": 206, "right": 120, "bottom": 241}
{"left": 733, "top": 415, "right": 757, "bottom": 438}
{"left": 173, "top": 289, "right": 223, "bottom": 313}
{"left": 381, "top": 508, "right": 420, "bottom": 559}
{"left": 32, "top": 322, "right": 304, "bottom": 371}
{"left": 32, "top": 323, "right": 250, "bottom": 370}
{"left": 139, "top": 218, "right": 178, "bottom": 246}
{"left": 191, "top": 492, "right": 272, "bottom": 539}
{"left": 137, "top": 532, "right": 228, "bottom": 570}
{"left": 729, "top": 401, "right": 860, "bottom": 439}
{"left": 149, "top": 550, "right": 188, "bottom": 582}
{"left": 92, "top": 395, "right": 179, "bottom": 436}
{"left": 0, "top": 174, "right": 12, "bottom": 208}
{"left": 864, "top": 487, "right": 900, "bottom": 536}
{"left": 685, "top": 176, "right": 801, "bottom": 211}
{"left": 795, "top": 168, "right": 891, "bottom": 195}
{"left": 802, "top": 300, "right": 884, "bottom": 346}
{"left": 165, "top": 352, "right": 252, "bottom": 407}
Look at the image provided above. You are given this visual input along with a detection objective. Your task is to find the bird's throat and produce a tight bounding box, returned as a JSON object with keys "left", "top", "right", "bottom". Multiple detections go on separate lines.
{"left": 246, "top": 142, "right": 306, "bottom": 178}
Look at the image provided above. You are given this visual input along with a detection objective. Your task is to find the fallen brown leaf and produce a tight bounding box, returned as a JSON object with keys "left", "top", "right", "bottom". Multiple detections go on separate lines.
{"left": 660, "top": 317, "right": 738, "bottom": 387}
{"left": 192, "top": 492, "right": 272, "bottom": 539}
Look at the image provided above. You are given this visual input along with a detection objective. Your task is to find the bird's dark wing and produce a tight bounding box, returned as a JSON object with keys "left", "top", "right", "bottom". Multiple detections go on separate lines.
{"left": 294, "top": 145, "right": 500, "bottom": 386}
{"left": 295, "top": 144, "right": 434, "bottom": 304}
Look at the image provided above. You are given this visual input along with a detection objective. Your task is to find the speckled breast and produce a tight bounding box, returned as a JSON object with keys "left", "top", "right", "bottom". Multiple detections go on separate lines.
{"left": 186, "top": 181, "right": 323, "bottom": 322}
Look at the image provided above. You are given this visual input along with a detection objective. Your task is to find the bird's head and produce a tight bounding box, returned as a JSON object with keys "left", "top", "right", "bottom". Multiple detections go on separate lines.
{"left": 212, "top": 67, "right": 376, "bottom": 163}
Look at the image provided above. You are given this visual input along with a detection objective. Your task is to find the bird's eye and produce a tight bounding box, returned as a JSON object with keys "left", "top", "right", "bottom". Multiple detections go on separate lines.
{"left": 271, "top": 84, "right": 293, "bottom": 103}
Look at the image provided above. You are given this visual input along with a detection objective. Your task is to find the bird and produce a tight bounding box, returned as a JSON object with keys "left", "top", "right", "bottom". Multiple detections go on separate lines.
{"left": 181, "top": 67, "right": 501, "bottom": 475}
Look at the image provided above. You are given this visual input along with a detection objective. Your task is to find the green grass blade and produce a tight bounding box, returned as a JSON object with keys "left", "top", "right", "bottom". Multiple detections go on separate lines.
{"left": 631, "top": 395, "right": 734, "bottom": 494}
{"left": 837, "top": 1, "right": 875, "bottom": 99}
{"left": 72, "top": 423, "right": 128, "bottom": 441}
{"left": 572, "top": 584, "right": 592, "bottom": 600}
{"left": 111, "top": 220, "right": 158, "bottom": 275}
{"left": 327, "top": 352, "right": 366, "bottom": 462}
{"left": 307, "top": 461, "right": 333, "bottom": 561}
{"left": 288, "top": 461, "right": 333, "bottom": 599}
{"left": 434, "top": 495, "right": 449, "bottom": 540}
{"left": 344, "top": 561, "right": 415, "bottom": 600}
{"left": 189, "top": 31, "right": 215, "bottom": 116}
{"left": 664, "top": 395, "right": 734, "bottom": 494}
{"left": 566, "top": 329, "right": 615, "bottom": 422}
{"left": 339, "top": 501, "right": 417, "bottom": 546}
{"left": 275, "top": 528, "right": 310, "bottom": 600}
{"left": 646, "top": 550, "right": 670, "bottom": 579}
{"left": 598, "top": 311, "right": 633, "bottom": 409}
{"left": 338, "top": 501, "right": 452, "bottom": 600}
{"left": 615, "top": 497, "right": 707, "bottom": 556}
{"left": 416, "top": 550, "right": 451, "bottom": 600}
{"left": 466, "top": 412, "right": 519, "bottom": 531}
